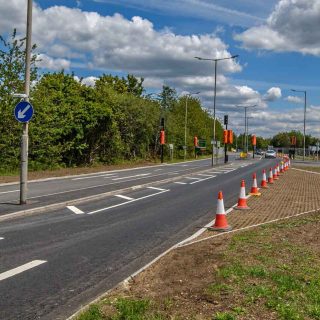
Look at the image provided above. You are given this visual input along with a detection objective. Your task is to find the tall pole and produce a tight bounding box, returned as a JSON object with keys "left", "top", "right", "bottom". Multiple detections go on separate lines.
{"left": 184, "top": 96, "right": 188, "bottom": 161}
{"left": 20, "top": 0, "right": 32, "bottom": 205}
{"left": 303, "top": 91, "right": 306, "bottom": 161}
{"left": 244, "top": 107, "right": 247, "bottom": 153}
{"left": 212, "top": 60, "right": 217, "bottom": 166}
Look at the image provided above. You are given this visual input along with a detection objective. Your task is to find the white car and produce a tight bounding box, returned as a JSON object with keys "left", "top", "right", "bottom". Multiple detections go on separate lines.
{"left": 265, "top": 150, "right": 277, "bottom": 158}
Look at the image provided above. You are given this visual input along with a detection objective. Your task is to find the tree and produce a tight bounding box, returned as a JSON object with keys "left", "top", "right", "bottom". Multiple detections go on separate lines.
{"left": 0, "top": 29, "right": 38, "bottom": 170}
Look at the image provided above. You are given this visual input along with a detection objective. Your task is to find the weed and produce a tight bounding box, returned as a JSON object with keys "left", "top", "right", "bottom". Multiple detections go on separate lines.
{"left": 77, "top": 305, "right": 105, "bottom": 320}
{"left": 213, "top": 311, "right": 236, "bottom": 320}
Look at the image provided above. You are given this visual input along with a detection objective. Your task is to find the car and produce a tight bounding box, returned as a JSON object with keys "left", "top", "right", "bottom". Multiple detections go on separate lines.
{"left": 255, "top": 149, "right": 265, "bottom": 155}
{"left": 265, "top": 150, "right": 277, "bottom": 158}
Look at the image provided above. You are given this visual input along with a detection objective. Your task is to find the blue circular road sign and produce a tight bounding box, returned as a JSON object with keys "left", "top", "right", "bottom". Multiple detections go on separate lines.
{"left": 14, "top": 101, "right": 34, "bottom": 123}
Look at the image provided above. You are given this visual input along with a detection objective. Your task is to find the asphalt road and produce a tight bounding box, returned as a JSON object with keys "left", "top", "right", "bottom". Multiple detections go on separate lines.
{"left": 0, "top": 157, "right": 277, "bottom": 319}
{"left": 0, "top": 157, "right": 234, "bottom": 216}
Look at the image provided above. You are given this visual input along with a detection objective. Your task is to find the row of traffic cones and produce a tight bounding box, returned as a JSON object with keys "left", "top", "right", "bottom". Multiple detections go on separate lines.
{"left": 209, "top": 158, "right": 291, "bottom": 232}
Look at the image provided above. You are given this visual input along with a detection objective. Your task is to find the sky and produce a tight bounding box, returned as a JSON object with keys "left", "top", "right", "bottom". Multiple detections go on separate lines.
{"left": 1, "top": 0, "right": 320, "bottom": 138}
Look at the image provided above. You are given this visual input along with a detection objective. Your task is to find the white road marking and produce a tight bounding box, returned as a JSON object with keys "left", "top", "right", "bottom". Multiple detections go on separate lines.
{"left": 0, "top": 237, "right": 4, "bottom": 240}
{"left": 87, "top": 189, "right": 169, "bottom": 215}
{"left": 72, "top": 173, "right": 117, "bottom": 181}
{"left": 147, "top": 186, "right": 167, "bottom": 191}
{"left": 196, "top": 174, "right": 215, "bottom": 177}
{"left": 0, "top": 260, "right": 47, "bottom": 282}
{"left": 185, "top": 177, "right": 201, "bottom": 180}
{"left": 115, "top": 194, "right": 134, "bottom": 201}
{"left": 67, "top": 206, "right": 85, "bottom": 214}
{"left": 112, "top": 173, "right": 151, "bottom": 181}
{"left": 174, "top": 182, "right": 187, "bottom": 185}
{"left": 189, "top": 176, "right": 216, "bottom": 184}
{"left": 0, "top": 190, "right": 19, "bottom": 195}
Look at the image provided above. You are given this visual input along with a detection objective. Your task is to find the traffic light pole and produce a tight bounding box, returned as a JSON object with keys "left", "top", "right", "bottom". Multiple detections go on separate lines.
{"left": 224, "top": 123, "right": 228, "bottom": 163}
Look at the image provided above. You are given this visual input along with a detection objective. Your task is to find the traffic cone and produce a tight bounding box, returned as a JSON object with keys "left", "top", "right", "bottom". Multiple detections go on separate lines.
{"left": 250, "top": 173, "right": 261, "bottom": 196}
{"left": 284, "top": 161, "right": 288, "bottom": 171}
{"left": 260, "top": 169, "right": 268, "bottom": 188}
{"left": 235, "top": 180, "right": 250, "bottom": 210}
{"left": 208, "top": 191, "right": 232, "bottom": 231}
{"left": 273, "top": 166, "right": 279, "bottom": 180}
{"left": 276, "top": 164, "right": 280, "bottom": 177}
{"left": 280, "top": 162, "right": 284, "bottom": 174}
{"left": 268, "top": 168, "right": 274, "bottom": 184}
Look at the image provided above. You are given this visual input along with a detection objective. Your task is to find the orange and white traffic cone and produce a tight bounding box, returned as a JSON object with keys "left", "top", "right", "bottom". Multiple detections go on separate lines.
{"left": 235, "top": 180, "right": 250, "bottom": 210}
{"left": 260, "top": 169, "right": 268, "bottom": 188}
{"left": 280, "top": 162, "right": 284, "bottom": 173}
{"left": 250, "top": 173, "right": 261, "bottom": 196}
{"left": 273, "top": 166, "right": 279, "bottom": 180}
{"left": 208, "top": 191, "right": 232, "bottom": 231}
{"left": 268, "top": 168, "right": 274, "bottom": 184}
{"left": 276, "top": 164, "right": 280, "bottom": 177}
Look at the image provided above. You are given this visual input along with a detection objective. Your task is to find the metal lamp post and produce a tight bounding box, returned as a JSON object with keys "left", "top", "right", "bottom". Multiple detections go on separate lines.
{"left": 291, "top": 89, "right": 307, "bottom": 161}
{"left": 184, "top": 91, "right": 200, "bottom": 160}
{"left": 194, "top": 54, "right": 238, "bottom": 166}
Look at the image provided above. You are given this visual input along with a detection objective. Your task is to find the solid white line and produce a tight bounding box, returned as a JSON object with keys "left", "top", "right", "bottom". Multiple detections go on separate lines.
{"left": 72, "top": 173, "right": 117, "bottom": 180}
{"left": 0, "top": 237, "right": 4, "bottom": 240}
{"left": 292, "top": 168, "right": 320, "bottom": 175}
{"left": 174, "top": 182, "right": 187, "bottom": 185}
{"left": 185, "top": 177, "right": 201, "bottom": 180}
{"left": 147, "top": 186, "right": 167, "bottom": 191}
{"left": 0, "top": 190, "right": 19, "bottom": 195}
{"left": 87, "top": 190, "right": 169, "bottom": 215}
{"left": 189, "top": 176, "right": 216, "bottom": 184}
{"left": 67, "top": 206, "right": 84, "bottom": 214}
{"left": 196, "top": 174, "right": 215, "bottom": 177}
{"left": 115, "top": 194, "right": 134, "bottom": 201}
{"left": 112, "top": 173, "right": 150, "bottom": 181}
{"left": 0, "top": 260, "right": 47, "bottom": 282}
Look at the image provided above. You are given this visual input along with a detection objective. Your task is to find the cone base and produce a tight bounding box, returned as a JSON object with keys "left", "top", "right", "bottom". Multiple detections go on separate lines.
{"left": 234, "top": 205, "right": 250, "bottom": 210}
{"left": 261, "top": 185, "right": 269, "bottom": 188}
{"left": 208, "top": 225, "right": 232, "bottom": 232}
{"left": 249, "top": 192, "right": 261, "bottom": 196}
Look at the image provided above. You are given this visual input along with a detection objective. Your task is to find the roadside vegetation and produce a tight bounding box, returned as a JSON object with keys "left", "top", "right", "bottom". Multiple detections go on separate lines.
{"left": 76, "top": 213, "right": 320, "bottom": 320}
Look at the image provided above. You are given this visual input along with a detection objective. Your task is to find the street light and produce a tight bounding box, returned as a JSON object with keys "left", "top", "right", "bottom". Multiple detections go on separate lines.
{"left": 194, "top": 54, "right": 239, "bottom": 166}
{"left": 184, "top": 91, "right": 200, "bottom": 160}
{"left": 291, "top": 89, "right": 307, "bottom": 161}
{"left": 236, "top": 105, "right": 256, "bottom": 154}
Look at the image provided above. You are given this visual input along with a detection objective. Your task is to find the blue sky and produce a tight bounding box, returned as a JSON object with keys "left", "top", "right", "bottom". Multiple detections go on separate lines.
{"left": 1, "top": 0, "right": 320, "bottom": 137}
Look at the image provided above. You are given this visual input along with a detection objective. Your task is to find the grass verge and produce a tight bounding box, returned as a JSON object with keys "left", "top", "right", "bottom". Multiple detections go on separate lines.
{"left": 75, "top": 213, "right": 320, "bottom": 320}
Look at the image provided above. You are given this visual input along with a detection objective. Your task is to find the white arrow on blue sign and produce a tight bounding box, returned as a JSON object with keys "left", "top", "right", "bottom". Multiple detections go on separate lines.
{"left": 14, "top": 101, "right": 34, "bottom": 123}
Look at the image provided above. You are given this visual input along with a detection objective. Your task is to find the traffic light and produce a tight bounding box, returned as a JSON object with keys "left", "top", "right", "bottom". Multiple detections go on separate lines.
{"left": 160, "top": 130, "right": 165, "bottom": 145}
{"left": 224, "top": 115, "right": 228, "bottom": 125}
{"left": 193, "top": 136, "right": 198, "bottom": 147}
{"left": 160, "top": 117, "right": 165, "bottom": 129}
{"left": 251, "top": 135, "right": 256, "bottom": 146}
{"left": 227, "top": 130, "right": 233, "bottom": 144}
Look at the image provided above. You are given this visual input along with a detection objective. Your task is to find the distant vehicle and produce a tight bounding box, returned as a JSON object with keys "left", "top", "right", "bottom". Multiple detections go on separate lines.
{"left": 255, "top": 149, "right": 265, "bottom": 155}
{"left": 265, "top": 150, "right": 277, "bottom": 158}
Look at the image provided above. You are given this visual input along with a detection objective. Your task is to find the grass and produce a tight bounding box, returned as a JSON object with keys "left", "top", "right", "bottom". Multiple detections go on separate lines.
{"left": 76, "top": 214, "right": 320, "bottom": 320}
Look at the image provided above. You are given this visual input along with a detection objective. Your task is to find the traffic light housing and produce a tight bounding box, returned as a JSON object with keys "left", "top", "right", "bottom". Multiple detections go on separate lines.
{"left": 290, "top": 136, "right": 297, "bottom": 146}
{"left": 227, "top": 130, "right": 233, "bottom": 144}
{"left": 160, "top": 130, "right": 165, "bottom": 145}
{"left": 223, "top": 130, "right": 228, "bottom": 144}
{"left": 251, "top": 135, "right": 256, "bottom": 146}
{"left": 193, "top": 136, "right": 198, "bottom": 147}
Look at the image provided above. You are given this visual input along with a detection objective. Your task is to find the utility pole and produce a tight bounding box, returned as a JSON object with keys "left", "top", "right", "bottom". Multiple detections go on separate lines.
{"left": 20, "top": 0, "right": 33, "bottom": 204}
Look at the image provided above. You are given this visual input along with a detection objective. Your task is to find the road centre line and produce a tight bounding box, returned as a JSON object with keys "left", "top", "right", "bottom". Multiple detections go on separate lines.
{"left": 115, "top": 194, "right": 134, "bottom": 201}
{"left": 67, "top": 206, "right": 85, "bottom": 214}
{"left": 112, "top": 173, "right": 151, "bottom": 180}
{"left": 0, "top": 189, "right": 19, "bottom": 195}
{"left": 87, "top": 189, "right": 169, "bottom": 215}
{"left": 0, "top": 260, "right": 47, "bottom": 282}
{"left": 189, "top": 176, "right": 216, "bottom": 184}
{"left": 147, "top": 186, "right": 167, "bottom": 191}
{"left": 72, "top": 173, "right": 118, "bottom": 181}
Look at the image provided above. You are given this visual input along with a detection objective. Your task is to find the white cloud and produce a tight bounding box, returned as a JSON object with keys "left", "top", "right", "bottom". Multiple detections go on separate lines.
{"left": 285, "top": 96, "right": 303, "bottom": 104}
{"left": 36, "top": 54, "right": 71, "bottom": 70}
{"left": 263, "top": 87, "right": 282, "bottom": 102}
{"left": 235, "top": 0, "right": 320, "bottom": 56}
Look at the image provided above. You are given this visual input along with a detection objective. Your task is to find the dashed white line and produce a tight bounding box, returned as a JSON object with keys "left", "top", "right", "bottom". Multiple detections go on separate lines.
{"left": 112, "top": 173, "right": 151, "bottom": 181}
{"left": 72, "top": 173, "right": 118, "bottom": 180}
{"left": 185, "top": 177, "right": 201, "bottom": 180}
{"left": 0, "top": 190, "right": 19, "bottom": 195}
{"left": 67, "top": 206, "right": 85, "bottom": 214}
{"left": 0, "top": 260, "right": 47, "bottom": 282}
{"left": 115, "top": 194, "right": 134, "bottom": 201}
{"left": 174, "top": 182, "right": 187, "bottom": 185}
{"left": 0, "top": 237, "right": 4, "bottom": 240}
{"left": 189, "top": 176, "right": 216, "bottom": 184}
{"left": 147, "top": 186, "right": 167, "bottom": 191}
{"left": 196, "top": 174, "right": 216, "bottom": 177}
